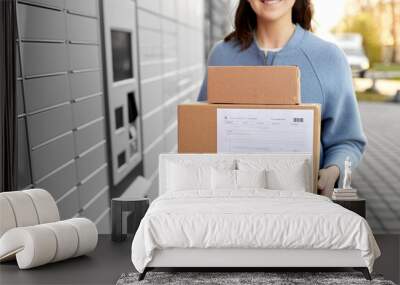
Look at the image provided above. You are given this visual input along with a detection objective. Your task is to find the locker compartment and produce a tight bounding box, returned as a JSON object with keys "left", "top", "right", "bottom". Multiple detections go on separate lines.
{"left": 140, "top": 79, "right": 162, "bottom": 115}
{"left": 17, "top": 119, "right": 32, "bottom": 189}
{"left": 31, "top": 132, "right": 75, "bottom": 181}
{"left": 68, "top": 14, "right": 98, "bottom": 43}
{"left": 161, "top": 5, "right": 177, "bottom": 22}
{"left": 143, "top": 137, "right": 163, "bottom": 177}
{"left": 66, "top": 0, "right": 98, "bottom": 17}
{"left": 138, "top": 29, "right": 161, "bottom": 61}
{"left": 163, "top": 100, "right": 177, "bottom": 127}
{"left": 142, "top": 109, "right": 163, "bottom": 150}
{"left": 70, "top": 71, "right": 102, "bottom": 100}
{"left": 69, "top": 44, "right": 99, "bottom": 71}
{"left": 21, "top": 42, "right": 67, "bottom": 76}
{"left": 75, "top": 119, "right": 105, "bottom": 155}
{"left": 96, "top": 211, "right": 111, "bottom": 234}
{"left": 36, "top": 161, "right": 77, "bottom": 201}
{"left": 139, "top": 62, "right": 162, "bottom": 80}
{"left": 78, "top": 166, "right": 108, "bottom": 207}
{"left": 164, "top": 124, "right": 177, "bottom": 152}
{"left": 72, "top": 94, "right": 103, "bottom": 128}
{"left": 76, "top": 143, "right": 106, "bottom": 182}
{"left": 163, "top": 73, "right": 178, "bottom": 99}
{"left": 17, "top": 3, "right": 66, "bottom": 41}
{"left": 24, "top": 74, "right": 69, "bottom": 113}
{"left": 80, "top": 188, "right": 109, "bottom": 222}
{"left": 27, "top": 103, "right": 73, "bottom": 148}
{"left": 137, "top": 9, "right": 160, "bottom": 30}
{"left": 57, "top": 188, "right": 80, "bottom": 220}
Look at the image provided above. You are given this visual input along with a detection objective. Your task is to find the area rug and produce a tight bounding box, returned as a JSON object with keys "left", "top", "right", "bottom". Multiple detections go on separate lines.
{"left": 116, "top": 271, "right": 396, "bottom": 285}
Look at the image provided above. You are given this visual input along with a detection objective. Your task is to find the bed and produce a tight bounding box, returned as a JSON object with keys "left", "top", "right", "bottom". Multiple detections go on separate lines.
{"left": 131, "top": 153, "right": 380, "bottom": 280}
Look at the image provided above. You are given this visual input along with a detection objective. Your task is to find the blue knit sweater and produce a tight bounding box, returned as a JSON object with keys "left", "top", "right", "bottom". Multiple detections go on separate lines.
{"left": 198, "top": 24, "right": 367, "bottom": 181}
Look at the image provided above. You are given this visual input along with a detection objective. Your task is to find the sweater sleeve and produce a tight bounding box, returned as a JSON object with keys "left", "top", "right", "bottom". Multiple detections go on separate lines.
{"left": 197, "top": 41, "right": 223, "bottom": 101}
{"left": 321, "top": 47, "right": 367, "bottom": 185}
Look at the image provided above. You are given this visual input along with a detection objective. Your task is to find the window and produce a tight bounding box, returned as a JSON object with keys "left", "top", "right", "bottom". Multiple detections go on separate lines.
{"left": 111, "top": 30, "right": 133, "bottom": 82}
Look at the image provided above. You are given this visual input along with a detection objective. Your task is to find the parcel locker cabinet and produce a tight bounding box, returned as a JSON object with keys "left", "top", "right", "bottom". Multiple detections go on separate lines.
{"left": 16, "top": 0, "right": 111, "bottom": 232}
{"left": 102, "top": 0, "right": 143, "bottom": 185}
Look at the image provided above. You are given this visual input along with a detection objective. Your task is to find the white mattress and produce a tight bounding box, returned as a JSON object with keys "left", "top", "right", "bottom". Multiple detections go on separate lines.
{"left": 131, "top": 190, "right": 380, "bottom": 273}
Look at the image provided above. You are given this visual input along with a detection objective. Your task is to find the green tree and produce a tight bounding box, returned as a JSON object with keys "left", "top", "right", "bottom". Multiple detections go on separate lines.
{"left": 339, "top": 11, "right": 382, "bottom": 64}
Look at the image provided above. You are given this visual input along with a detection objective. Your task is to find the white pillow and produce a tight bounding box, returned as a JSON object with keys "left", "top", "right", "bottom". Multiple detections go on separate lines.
{"left": 266, "top": 162, "right": 308, "bottom": 191}
{"left": 211, "top": 168, "right": 236, "bottom": 190}
{"left": 236, "top": 169, "right": 267, "bottom": 189}
{"left": 238, "top": 158, "right": 310, "bottom": 192}
{"left": 167, "top": 162, "right": 211, "bottom": 191}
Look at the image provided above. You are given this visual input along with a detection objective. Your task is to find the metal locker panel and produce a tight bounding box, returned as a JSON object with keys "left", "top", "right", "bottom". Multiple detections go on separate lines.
{"left": 69, "top": 44, "right": 99, "bottom": 71}
{"left": 161, "top": 0, "right": 176, "bottom": 18}
{"left": 16, "top": 81, "right": 24, "bottom": 116}
{"left": 74, "top": 119, "right": 105, "bottom": 154}
{"left": 76, "top": 143, "right": 106, "bottom": 182}
{"left": 138, "top": 29, "right": 161, "bottom": 61}
{"left": 164, "top": 124, "right": 177, "bottom": 152}
{"left": 24, "top": 74, "right": 70, "bottom": 113}
{"left": 95, "top": 211, "right": 111, "bottom": 234}
{"left": 163, "top": 74, "right": 178, "bottom": 99}
{"left": 163, "top": 101, "right": 177, "bottom": 127}
{"left": 31, "top": 132, "right": 75, "bottom": 181}
{"left": 17, "top": 4, "right": 66, "bottom": 41}
{"left": 78, "top": 166, "right": 108, "bottom": 207}
{"left": 27, "top": 103, "right": 73, "bottom": 148}
{"left": 72, "top": 95, "right": 103, "bottom": 128}
{"left": 81, "top": 189, "right": 109, "bottom": 221}
{"left": 137, "top": 0, "right": 160, "bottom": 14}
{"left": 139, "top": 62, "right": 162, "bottom": 80}
{"left": 143, "top": 138, "right": 163, "bottom": 177}
{"left": 70, "top": 71, "right": 102, "bottom": 100}
{"left": 57, "top": 188, "right": 80, "bottom": 219}
{"left": 17, "top": 118, "right": 32, "bottom": 189}
{"left": 21, "top": 0, "right": 65, "bottom": 9}
{"left": 21, "top": 42, "right": 67, "bottom": 76}
{"left": 36, "top": 161, "right": 77, "bottom": 201}
{"left": 140, "top": 79, "right": 162, "bottom": 115}
{"left": 142, "top": 109, "right": 163, "bottom": 150}
{"left": 65, "top": 0, "right": 98, "bottom": 17}
{"left": 68, "top": 14, "right": 98, "bottom": 43}
{"left": 137, "top": 9, "right": 160, "bottom": 30}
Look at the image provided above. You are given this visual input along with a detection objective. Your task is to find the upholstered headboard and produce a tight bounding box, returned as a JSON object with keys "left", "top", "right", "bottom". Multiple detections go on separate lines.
{"left": 159, "top": 153, "right": 314, "bottom": 195}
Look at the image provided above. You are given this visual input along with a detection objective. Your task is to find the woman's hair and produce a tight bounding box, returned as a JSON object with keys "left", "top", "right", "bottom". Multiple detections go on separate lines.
{"left": 224, "top": 0, "right": 314, "bottom": 50}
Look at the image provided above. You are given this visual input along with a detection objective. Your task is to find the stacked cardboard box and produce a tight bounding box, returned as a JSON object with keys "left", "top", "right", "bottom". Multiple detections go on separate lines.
{"left": 177, "top": 66, "right": 321, "bottom": 193}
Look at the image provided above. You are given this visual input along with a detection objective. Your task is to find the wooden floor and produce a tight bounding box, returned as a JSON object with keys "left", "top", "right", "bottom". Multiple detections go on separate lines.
{"left": 1, "top": 235, "right": 399, "bottom": 285}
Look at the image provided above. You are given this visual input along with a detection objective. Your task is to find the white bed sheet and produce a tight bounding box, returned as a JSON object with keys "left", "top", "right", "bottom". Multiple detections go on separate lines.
{"left": 131, "top": 190, "right": 380, "bottom": 273}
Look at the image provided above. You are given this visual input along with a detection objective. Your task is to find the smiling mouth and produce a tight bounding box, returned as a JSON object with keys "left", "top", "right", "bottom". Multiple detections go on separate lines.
{"left": 260, "top": 0, "right": 283, "bottom": 4}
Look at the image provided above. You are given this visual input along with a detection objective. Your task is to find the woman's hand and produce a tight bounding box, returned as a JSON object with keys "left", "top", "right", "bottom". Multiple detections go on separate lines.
{"left": 318, "top": 165, "right": 340, "bottom": 197}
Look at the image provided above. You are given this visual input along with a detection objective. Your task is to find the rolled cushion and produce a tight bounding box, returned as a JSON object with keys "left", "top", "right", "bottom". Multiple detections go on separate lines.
{"left": 0, "top": 192, "right": 39, "bottom": 227}
{"left": 0, "top": 218, "right": 98, "bottom": 269}
{"left": 23, "top": 189, "right": 59, "bottom": 224}
{"left": 0, "top": 196, "right": 17, "bottom": 237}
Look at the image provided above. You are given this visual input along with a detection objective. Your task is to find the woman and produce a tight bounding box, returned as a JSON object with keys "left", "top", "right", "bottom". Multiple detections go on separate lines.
{"left": 198, "top": 0, "right": 366, "bottom": 196}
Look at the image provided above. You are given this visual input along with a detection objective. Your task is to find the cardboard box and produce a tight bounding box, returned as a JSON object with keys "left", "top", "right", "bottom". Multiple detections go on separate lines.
{"left": 207, "top": 66, "right": 300, "bottom": 105}
{"left": 178, "top": 102, "right": 321, "bottom": 193}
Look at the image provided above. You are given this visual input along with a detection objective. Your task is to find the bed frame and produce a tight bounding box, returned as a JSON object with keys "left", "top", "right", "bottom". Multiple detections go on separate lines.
{"left": 138, "top": 154, "right": 372, "bottom": 281}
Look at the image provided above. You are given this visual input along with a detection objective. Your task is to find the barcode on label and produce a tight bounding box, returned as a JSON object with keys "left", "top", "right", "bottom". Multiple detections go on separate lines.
{"left": 293, "top": 117, "right": 304, "bottom": 123}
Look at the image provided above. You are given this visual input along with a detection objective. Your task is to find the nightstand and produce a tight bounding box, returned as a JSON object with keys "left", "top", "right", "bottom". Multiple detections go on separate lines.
{"left": 111, "top": 197, "right": 149, "bottom": 242}
{"left": 332, "top": 198, "right": 366, "bottom": 218}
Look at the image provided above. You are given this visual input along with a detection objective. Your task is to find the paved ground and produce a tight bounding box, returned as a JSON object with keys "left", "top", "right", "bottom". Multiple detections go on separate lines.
{"left": 354, "top": 102, "right": 400, "bottom": 234}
